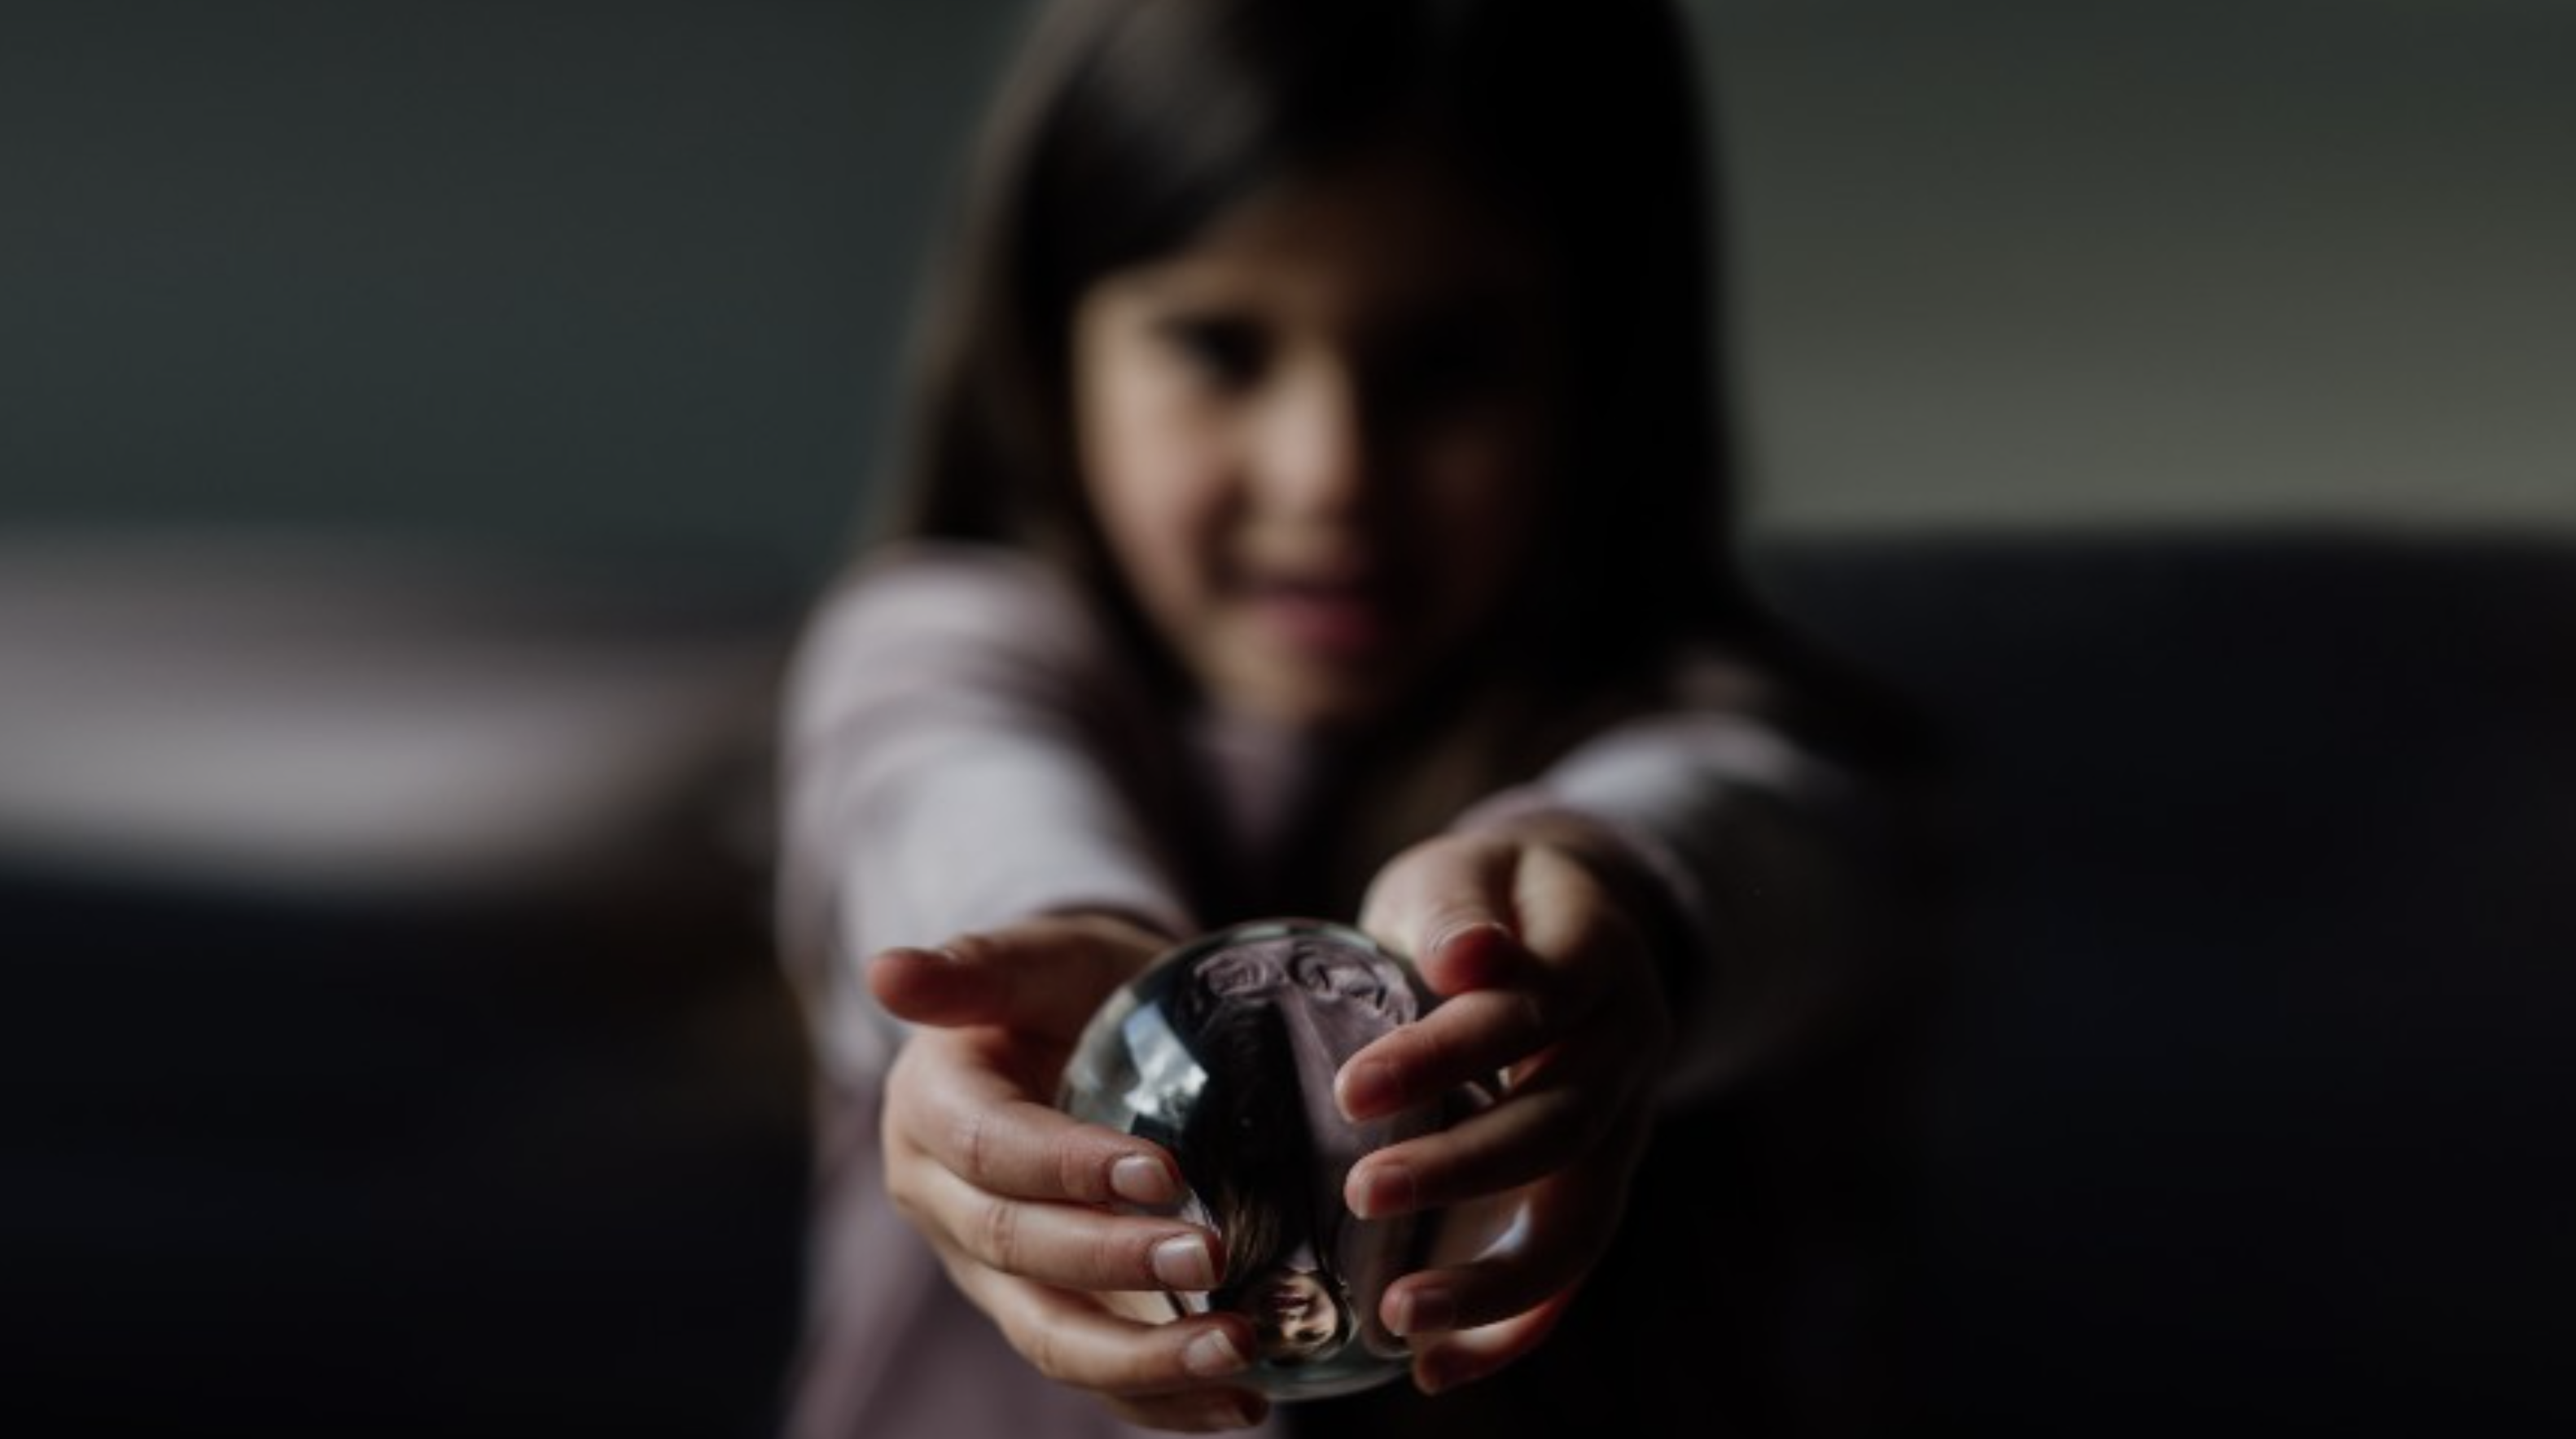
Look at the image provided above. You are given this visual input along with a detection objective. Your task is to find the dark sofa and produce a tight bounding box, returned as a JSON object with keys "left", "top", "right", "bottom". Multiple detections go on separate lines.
{"left": 7, "top": 528, "right": 2569, "bottom": 1436}
{"left": 1755, "top": 531, "right": 2576, "bottom": 1435}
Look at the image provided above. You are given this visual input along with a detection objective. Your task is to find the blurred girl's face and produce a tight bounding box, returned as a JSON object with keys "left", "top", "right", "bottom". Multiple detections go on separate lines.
{"left": 1072, "top": 146, "right": 1557, "bottom": 727}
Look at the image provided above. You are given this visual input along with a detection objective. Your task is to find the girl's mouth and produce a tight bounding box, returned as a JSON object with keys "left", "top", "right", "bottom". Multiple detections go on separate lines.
{"left": 1267, "top": 1289, "right": 1313, "bottom": 1319}
{"left": 1245, "top": 575, "right": 1397, "bottom": 659}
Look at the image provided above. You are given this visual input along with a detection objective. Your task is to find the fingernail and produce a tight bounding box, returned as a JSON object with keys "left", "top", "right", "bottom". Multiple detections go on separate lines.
{"left": 1389, "top": 1283, "right": 1453, "bottom": 1337}
{"left": 1338, "top": 1057, "right": 1397, "bottom": 1120}
{"left": 1434, "top": 919, "right": 1510, "bottom": 957}
{"left": 1111, "top": 1154, "right": 1176, "bottom": 1206}
{"left": 1152, "top": 1233, "right": 1216, "bottom": 1292}
{"left": 1351, "top": 1160, "right": 1417, "bottom": 1221}
{"left": 1182, "top": 1327, "right": 1248, "bottom": 1379}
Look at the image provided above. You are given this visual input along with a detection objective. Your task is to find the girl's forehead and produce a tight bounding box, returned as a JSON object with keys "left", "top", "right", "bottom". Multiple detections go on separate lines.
{"left": 1123, "top": 144, "right": 1548, "bottom": 306}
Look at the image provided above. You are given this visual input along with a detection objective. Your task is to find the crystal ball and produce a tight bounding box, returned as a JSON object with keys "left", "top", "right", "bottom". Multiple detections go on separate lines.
{"left": 1057, "top": 918, "right": 1468, "bottom": 1400}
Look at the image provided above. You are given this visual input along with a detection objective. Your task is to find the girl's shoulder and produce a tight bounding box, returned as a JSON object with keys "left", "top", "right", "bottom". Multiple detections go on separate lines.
{"left": 802, "top": 540, "right": 1117, "bottom": 671}
{"left": 786, "top": 542, "right": 1196, "bottom": 760}
{"left": 833, "top": 539, "right": 1079, "bottom": 627}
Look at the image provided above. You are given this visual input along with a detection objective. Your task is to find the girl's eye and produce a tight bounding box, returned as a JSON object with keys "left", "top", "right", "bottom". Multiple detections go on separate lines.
{"left": 1381, "top": 310, "right": 1532, "bottom": 411}
{"left": 1155, "top": 315, "right": 1268, "bottom": 389}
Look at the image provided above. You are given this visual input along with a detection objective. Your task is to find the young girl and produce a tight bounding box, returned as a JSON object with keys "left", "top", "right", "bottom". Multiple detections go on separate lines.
{"left": 777, "top": 0, "right": 1897, "bottom": 1433}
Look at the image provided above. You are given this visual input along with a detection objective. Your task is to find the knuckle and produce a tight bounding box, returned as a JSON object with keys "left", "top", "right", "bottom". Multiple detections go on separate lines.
{"left": 941, "top": 930, "right": 999, "bottom": 965}
{"left": 948, "top": 1102, "right": 996, "bottom": 1184}
{"left": 1096, "top": 1226, "right": 1146, "bottom": 1287}
{"left": 976, "top": 1193, "right": 1025, "bottom": 1271}
{"left": 879, "top": 1148, "right": 935, "bottom": 1227}
{"left": 1019, "top": 1318, "right": 1074, "bottom": 1384}
{"left": 883, "top": 1174, "right": 931, "bottom": 1227}
{"left": 1058, "top": 1139, "right": 1106, "bottom": 1205}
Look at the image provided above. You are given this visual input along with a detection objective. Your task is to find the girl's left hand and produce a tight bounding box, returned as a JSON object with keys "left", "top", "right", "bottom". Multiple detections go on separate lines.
{"left": 1343, "top": 818, "right": 1676, "bottom": 1395}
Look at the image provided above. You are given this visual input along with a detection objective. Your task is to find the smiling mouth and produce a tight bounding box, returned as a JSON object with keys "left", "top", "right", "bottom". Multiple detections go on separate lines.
{"left": 1265, "top": 1288, "right": 1318, "bottom": 1321}
{"left": 1245, "top": 575, "right": 1398, "bottom": 658}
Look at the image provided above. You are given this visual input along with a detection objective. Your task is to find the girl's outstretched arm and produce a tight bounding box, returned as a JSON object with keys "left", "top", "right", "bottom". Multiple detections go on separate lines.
{"left": 1336, "top": 680, "right": 1879, "bottom": 1395}
{"left": 780, "top": 546, "right": 1277, "bottom": 1432}
{"left": 778, "top": 543, "right": 1194, "bottom": 1084}
{"left": 869, "top": 912, "right": 1273, "bottom": 1432}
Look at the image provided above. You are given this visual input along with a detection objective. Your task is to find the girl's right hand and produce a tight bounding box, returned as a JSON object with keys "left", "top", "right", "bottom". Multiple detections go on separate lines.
{"left": 870, "top": 914, "right": 1270, "bottom": 1433}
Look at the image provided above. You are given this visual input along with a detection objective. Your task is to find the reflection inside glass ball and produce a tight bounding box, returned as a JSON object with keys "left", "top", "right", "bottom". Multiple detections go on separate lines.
{"left": 1058, "top": 920, "right": 1472, "bottom": 1400}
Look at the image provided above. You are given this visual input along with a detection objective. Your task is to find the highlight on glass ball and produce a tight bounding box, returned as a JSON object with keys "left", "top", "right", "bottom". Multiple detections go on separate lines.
{"left": 1057, "top": 919, "right": 1479, "bottom": 1400}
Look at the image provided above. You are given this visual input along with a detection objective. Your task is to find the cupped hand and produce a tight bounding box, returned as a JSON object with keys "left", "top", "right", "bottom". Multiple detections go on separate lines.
{"left": 1343, "top": 820, "right": 1674, "bottom": 1394}
{"left": 871, "top": 912, "right": 1270, "bottom": 1432}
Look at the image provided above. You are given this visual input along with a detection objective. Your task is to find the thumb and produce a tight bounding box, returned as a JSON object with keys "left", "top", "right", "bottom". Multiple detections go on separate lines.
{"left": 867, "top": 915, "right": 1168, "bottom": 1038}
{"left": 1360, "top": 837, "right": 1526, "bottom": 996}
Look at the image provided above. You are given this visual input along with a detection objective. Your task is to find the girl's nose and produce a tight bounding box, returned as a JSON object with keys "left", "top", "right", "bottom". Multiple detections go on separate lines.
{"left": 1251, "top": 362, "right": 1377, "bottom": 521}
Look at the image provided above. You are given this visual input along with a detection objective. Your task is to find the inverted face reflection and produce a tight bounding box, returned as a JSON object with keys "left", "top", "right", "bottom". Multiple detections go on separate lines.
{"left": 1246, "top": 1266, "right": 1347, "bottom": 1360}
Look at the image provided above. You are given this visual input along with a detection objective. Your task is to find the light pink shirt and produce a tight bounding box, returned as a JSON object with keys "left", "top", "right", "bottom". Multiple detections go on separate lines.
{"left": 773, "top": 542, "right": 1855, "bottom": 1438}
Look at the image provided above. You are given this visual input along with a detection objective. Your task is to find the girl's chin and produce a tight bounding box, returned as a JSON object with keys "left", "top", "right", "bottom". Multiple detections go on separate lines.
{"left": 1211, "top": 663, "right": 1403, "bottom": 730}
{"left": 1192, "top": 620, "right": 1414, "bottom": 727}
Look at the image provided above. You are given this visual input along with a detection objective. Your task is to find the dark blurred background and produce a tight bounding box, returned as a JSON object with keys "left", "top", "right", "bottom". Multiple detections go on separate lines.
{"left": 7, "top": 0, "right": 2571, "bottom": 553}
{"left": 4, "top": 2, "right": 2571, "bottom": 1436}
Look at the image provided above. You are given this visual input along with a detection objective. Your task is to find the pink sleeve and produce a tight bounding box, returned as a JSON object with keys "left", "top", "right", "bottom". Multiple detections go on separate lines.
{"left": 1452, "top": 656, "right": 1871, "bottom": 1100}
{"left": 775, "top": 543, "right": 1197, "bottom": 1084}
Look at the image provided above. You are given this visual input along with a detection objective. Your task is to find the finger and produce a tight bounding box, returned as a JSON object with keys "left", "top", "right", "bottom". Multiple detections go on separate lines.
{"left": 865, "top": 946, "right": 1009, "bottom": 1026}
{"left": 1411, "top": 916, "right": 1533, "bottom": 996}
{"left": 1360, "top": 841, "right": 1528, "bottom": 995}
{"left": 1335, "top": 979, "right": 1578, "bottom": 1122}
{"left": 1377, "top": 1112, "right": 1647, "bottom": 1341}
{"left": 903, "top": 1157, "right": 1224, "bottom": 1293}
{"left": 1379, "top": 1206, "right": 1594, "bottom": 1349}
{"left": 1408, "top": 1288, "right": 1578, "bottom": 1395}
{"left": 889, "top": 1034, "right": 1184, "bottom": 1207}
{"left": 1492, "top": 838, "right": 1627, "bottom": 962}
{"left": 1344, "top": 1049, "right": 1623, "bottom": 1219}
{"left": 942, "top": 1260, "right": 1262, "bottom": 1402}
{"left": 868, "top": 921, "right": 1158, "bottom": 1038}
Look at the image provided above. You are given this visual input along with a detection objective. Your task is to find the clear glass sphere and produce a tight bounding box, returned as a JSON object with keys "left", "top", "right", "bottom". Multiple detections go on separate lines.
{"left": 1057, "top": 919, "right": 1465, "bottom": 1400}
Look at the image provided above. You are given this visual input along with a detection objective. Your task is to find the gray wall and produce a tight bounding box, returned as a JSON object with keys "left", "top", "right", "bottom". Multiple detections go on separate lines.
{"left": 1699, "top": 0, "right": 2576, "bottom": 534}
{"left": 5, "top": 0, "right": 2570, "bottom": 580}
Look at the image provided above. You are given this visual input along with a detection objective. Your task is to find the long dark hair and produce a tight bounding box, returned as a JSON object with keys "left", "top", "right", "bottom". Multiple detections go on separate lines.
{"left": 872, "top": 0, "right": 1908, "bottom": 906}
{"left": 1173, "top": 1003, "right": 1321, "bottom": 1298}
{"left": 887, "top": 0, "right": 1754, "bottom": 674}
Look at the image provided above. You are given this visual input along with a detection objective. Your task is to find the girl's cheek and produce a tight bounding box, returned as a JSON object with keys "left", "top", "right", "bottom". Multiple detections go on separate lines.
{"left": 1423, "top": 428, "right": 1544, "bottom": 536}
